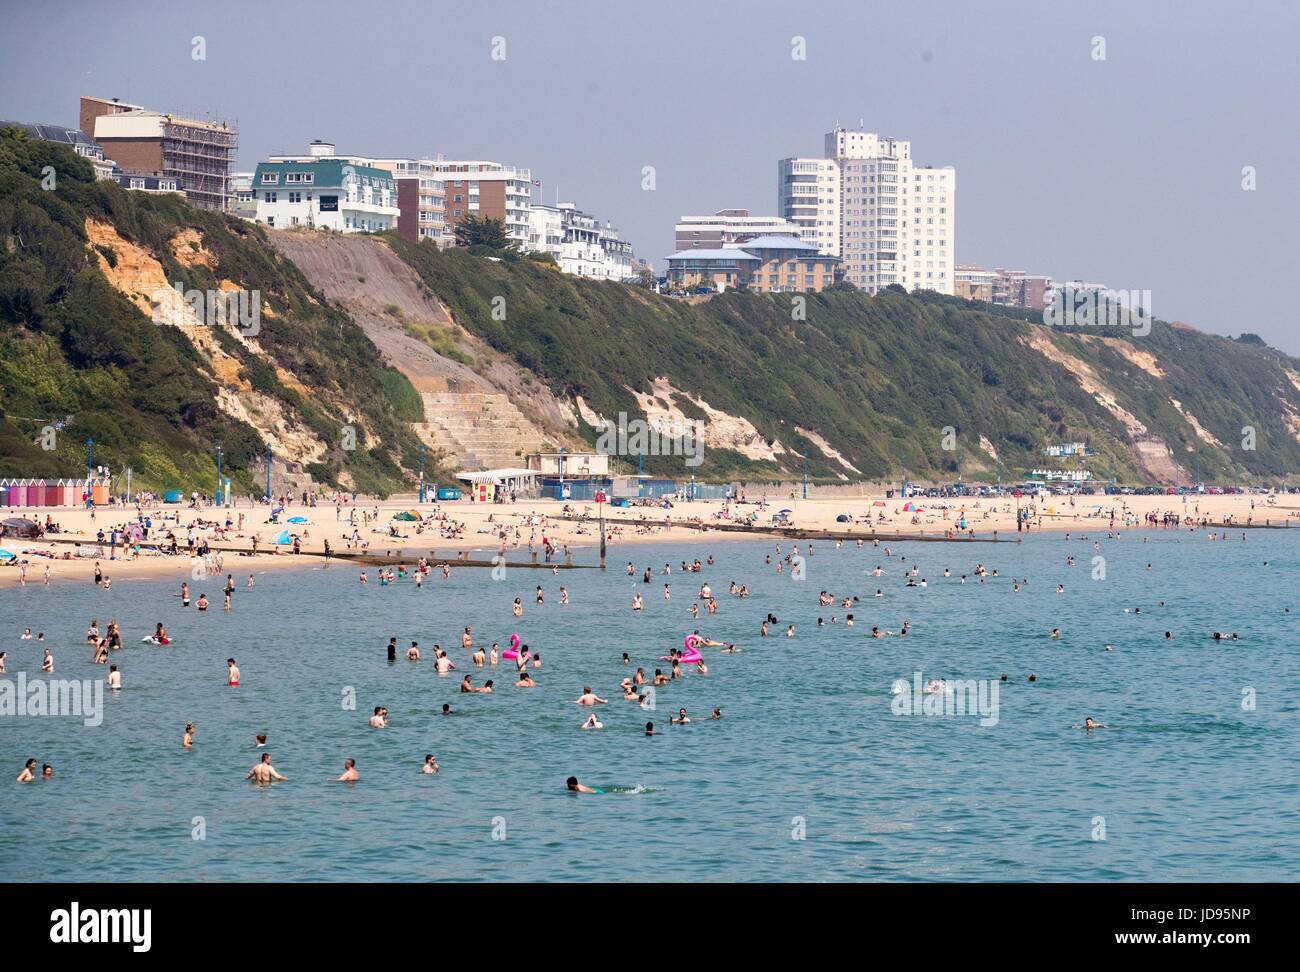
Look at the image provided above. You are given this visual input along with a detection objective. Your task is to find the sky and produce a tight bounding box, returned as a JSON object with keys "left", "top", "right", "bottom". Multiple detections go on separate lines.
{"left": 3, "top": 0, "right": 1298, "bottom": 352}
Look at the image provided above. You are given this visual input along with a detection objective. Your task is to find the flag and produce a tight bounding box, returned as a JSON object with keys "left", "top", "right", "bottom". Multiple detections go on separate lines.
{"left": 532, "top": 179, "right": 541, "bottom": 187}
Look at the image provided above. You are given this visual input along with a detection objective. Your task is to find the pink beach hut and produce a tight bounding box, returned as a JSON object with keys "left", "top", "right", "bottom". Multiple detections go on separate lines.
{"left": 43, "top": 480, "right": 63, "bottom": 506}
{"left": 61, "top": 480, "right": 79, "bottom": 506}
{"left": 11, "top": 480, "right": 30, "bottom": 507}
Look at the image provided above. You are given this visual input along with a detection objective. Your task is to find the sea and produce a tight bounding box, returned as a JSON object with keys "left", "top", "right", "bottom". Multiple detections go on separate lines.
{"left": 2, "top": 529, "right": 1296, "bottom": 881}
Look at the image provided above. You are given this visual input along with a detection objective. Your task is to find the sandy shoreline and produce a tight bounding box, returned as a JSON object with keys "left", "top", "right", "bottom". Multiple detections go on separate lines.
{"left": 1, "top": 492, "right": 1293, "bottom": 589}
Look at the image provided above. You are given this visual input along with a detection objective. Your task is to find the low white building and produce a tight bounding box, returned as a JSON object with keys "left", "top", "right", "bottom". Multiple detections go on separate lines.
{"left": 526, "top": 202, "right": 641, "bottom": 281}
{"left": 253, "top": 142, "right": 398, "bottom": 233}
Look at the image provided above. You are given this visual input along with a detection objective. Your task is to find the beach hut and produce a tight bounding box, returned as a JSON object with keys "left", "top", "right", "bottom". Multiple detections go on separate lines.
{"left": 435, "top": 486, "right": 461, "bottom": 501}
{"left": 61, "top": 480, "right": 79, "bottom": 506}
{"left": 43, "top": 480, "right": 62, "bottom": 506}
{"left": 11, "top": 480, "right": 29, "bottom": 507}
{"left": 91, "top": 482, "right": 109, "bottom": 506}
{"left": 163, "top": 489, "right": 183, "bottom": 504}
{"left": 0, "top": 482, "right": 9, "bottom": 507}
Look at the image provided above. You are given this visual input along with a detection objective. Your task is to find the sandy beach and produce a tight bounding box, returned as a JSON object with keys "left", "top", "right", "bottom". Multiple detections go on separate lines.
{"left": 1, "top": 490, "right": 1292, "bottom": 589}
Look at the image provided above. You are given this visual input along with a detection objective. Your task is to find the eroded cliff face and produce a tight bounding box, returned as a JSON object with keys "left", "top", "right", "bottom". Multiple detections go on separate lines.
{"left": 86, "top": 220, "right": 329, "bottom": 469}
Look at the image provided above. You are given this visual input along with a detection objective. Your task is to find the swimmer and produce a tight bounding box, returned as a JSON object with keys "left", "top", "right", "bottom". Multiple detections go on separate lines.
{"left": 1082, "top": 717, "right": 1107, "bottom": 730}
{"left": 574, "top": 687, "right": 608, "bottom": 706}
{"left": 670, "top": 708, "right": 690, "bottom": 724}
{"left": 566, "top": 776, "right": 599, "bottom": 794}
{"left": 335, "top": 758, "right": 359, "bottom": 782}
{"left": 581, "top": 713, "right": 603, "bottom": 730}
{"left": 407, "top": 643, "right": 421, "bottom": 661}
{"left": 645, "top": 722, "right": 657, "bottom": 736}
{"left": 17, "top": 758, "right": 37, "bottom": 782}
{"left": 369, "top": 706, "right": 388, "bottom": 728}
{"left": 711, "top": 708, "right": 721, "bottom": 719}
{"left": 422, "top": 754, "right": 440, "bottom": 774}
{"left": 1050, "top": 628, "right": 1060, "bottom": 639}
{"left": 246, "top": 752, "right": 287, "bottom": 783}
{"left": 227, "top": 658, "right": 240, "bottom": 686}
{"left": 255, "top": 733, "right": 267, "bottom": 748}
{"left": 183, "top": 723, "right": 195, "bottom": 748}
{"left": 107, "top": 665, "right": 121, "bottom": 690}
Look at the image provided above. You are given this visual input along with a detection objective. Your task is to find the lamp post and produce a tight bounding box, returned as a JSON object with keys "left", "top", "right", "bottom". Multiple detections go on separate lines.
{"left": 802, "top": 450, "right": 808, "bottom": 500}
{"left": 215, "top": 444, "right": 222, "bottom": 507}
{"left": 264, "top": 441, "right": 272, "bottom": 502}
{"left": 85, "top": 437, "right": 94, "bottom": 475}
{"left": 418, "top": 443, "right": 426, "bottom": 503}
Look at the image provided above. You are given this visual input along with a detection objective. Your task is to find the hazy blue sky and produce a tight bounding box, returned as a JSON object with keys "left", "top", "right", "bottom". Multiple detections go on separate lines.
{"left": 3, "top": 0, "right": 1297, "bottom": 352}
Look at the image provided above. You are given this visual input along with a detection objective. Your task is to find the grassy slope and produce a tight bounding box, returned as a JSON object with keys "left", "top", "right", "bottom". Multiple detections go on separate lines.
{"left": 388, "top": 237, "right": 1300, "bottom": 483}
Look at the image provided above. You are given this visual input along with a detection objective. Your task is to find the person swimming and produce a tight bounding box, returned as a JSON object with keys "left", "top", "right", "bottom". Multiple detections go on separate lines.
{"left": 335, "top": 758, "right": 359, "bottom": 782}
{"left": 566, "top": 776, "right": 599, "bottom": 794}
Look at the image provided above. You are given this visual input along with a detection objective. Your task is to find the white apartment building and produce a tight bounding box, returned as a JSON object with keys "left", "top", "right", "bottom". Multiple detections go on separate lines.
{"left": 777, "top": 159, "right": 840, "bottom": 256}
{"left": 430, "top": 158, "right": 533, "bottom": 246}
{"left": 780, "top": 127, "right": 955, "bottom": 295}
{"left": 674, "top": 209, "right": 805, "bottom": 250}
{"left": 527, "top": 202, "right": 640, "bottom": 281}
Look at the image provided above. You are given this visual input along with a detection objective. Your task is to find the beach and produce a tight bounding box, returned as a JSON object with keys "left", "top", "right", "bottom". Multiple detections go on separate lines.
{"left": 1, "top": 490, "right": 1293, "bottom": 588}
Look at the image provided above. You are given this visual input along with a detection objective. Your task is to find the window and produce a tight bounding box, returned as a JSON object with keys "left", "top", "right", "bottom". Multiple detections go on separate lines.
{"left": 264, "top": 192, "right": 277, "bottom": 202}
{"left": 288, "top": 192, "right": 302, "bottom": 204}
{"left": 261, "top": 172, "right": 279, "bottom": 184}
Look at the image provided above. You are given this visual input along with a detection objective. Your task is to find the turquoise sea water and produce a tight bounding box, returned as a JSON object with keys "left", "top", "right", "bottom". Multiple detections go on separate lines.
{"left": 2, "top": 530, "right": 1297, "bottom": 882}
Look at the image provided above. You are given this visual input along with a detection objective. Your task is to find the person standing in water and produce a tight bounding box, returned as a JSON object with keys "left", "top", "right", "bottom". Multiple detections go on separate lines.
{"left": 246, "top": 753, "right": 287, "bottom": 783}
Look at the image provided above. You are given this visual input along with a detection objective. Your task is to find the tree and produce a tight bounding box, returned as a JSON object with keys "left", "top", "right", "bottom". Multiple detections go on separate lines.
{"left": 454, "top": 215, "right": 516, "bottom": 250}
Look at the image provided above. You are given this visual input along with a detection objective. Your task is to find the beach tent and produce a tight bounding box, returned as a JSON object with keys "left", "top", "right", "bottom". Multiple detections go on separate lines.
{"left": 836, "top": 514, "right": 850, "bottom": 522}
{"left": 273, "top": 529, "right": 292, "bottom": 545}
{"left": 287, "top": 515, "right": 309, "bottom": 524}
{"left": 872, "top": 500, "right": 886, "bottom": 507}
{"left": 903, "top": 502, "right": 917, "bottom": 511}
{"left": 0, "top": 548, "right": 15, "bottom": 561}
{"left": 393, "top": 511, "right": 420, "bottom": 521}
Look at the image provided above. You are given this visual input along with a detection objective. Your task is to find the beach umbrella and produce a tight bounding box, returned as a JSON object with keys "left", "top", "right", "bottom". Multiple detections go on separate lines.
{"left": 273, "top": 529, "right": 291, "bottom": 545}
{"left": 0, "top": 548, "right": 15, "bottom": 561}
{"left": 287, "top": 515, "right": 308, "bottom": 524}
{"left": 1, "top": 517, "right": 39, "bottom": 538}
{"left": 778, "top": 508, "right": 793, "bottom": 514}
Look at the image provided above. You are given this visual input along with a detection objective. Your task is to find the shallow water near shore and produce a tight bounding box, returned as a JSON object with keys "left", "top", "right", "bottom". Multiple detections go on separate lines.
{"left": 2, "top": 530, "right": 1297, "bottom": 882}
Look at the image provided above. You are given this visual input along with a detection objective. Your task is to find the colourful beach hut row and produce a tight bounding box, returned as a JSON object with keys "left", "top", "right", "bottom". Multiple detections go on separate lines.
{"left": 0, "top": 478, "right": 110, "bottom": 507}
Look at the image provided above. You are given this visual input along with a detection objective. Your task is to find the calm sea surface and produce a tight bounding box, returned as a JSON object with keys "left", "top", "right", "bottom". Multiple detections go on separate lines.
{"left": 2, "top": 530, "right": 1297, "bottom": 882}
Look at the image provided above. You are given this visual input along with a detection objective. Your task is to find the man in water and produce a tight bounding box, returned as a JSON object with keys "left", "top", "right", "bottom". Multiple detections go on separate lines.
{"left": 227, "top": 658, "right": 240, "bottom": 686}
{"left": 369, "top": 707, "right": 388, "bottom": 728}
{"left": 336, "top": 758, "right": 359, "bottom": 782}
{"left": 566, "top": 776, "right": 599, "bottom": 794}
{"left": 422, "top": 754, "right": 440, "bottom": 774}
{"left": 574, "top": 687, "right": 608, "bottom": 706}
{"left": 246, "top": 753, "right": 287, "bottom": 783}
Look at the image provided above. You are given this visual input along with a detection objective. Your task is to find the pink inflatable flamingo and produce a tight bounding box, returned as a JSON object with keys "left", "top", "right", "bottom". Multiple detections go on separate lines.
{"left": 503, "top": 632, "right": 527, "bottom": 660}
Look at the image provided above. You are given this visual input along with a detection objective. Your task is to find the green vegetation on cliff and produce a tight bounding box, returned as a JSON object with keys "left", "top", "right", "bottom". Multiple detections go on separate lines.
{"left": 387, "top": 234, "right": 1300, "bottom": 483}
{"left": 0, "top": 128, "right": 437, "bottom": 494}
